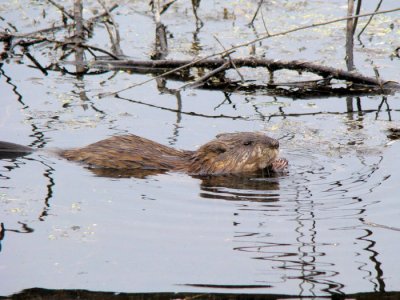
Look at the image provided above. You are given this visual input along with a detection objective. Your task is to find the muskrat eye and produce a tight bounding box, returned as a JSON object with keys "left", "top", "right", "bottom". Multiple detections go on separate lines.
{"left": 271, "top": 140, "right": 279, "bottom": 149}
{"left": 243, "top": 140, "right": 253, "bottom": 146}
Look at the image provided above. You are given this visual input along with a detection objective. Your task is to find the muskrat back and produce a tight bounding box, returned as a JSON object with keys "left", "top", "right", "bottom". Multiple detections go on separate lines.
{"left": 61, "top": 135, "right": 192, "bottom": 171}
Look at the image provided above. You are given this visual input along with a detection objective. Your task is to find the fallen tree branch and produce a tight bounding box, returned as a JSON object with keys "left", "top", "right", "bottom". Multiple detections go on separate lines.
{"left": 93, "top": 7, "right": 400, "bottom": 97}
{"left": 92, "top": 57, "right": 399, "bottom": 87}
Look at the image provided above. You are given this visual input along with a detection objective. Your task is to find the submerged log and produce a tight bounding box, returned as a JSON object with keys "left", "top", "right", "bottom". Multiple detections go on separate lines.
{"left": 90, "top": 58, "right": 400, "bottom": 89}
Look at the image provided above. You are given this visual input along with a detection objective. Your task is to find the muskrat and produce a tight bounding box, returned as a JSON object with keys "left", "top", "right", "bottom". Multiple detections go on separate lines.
{"left": 0, "top": 132, "right": 288, "bottom": 175}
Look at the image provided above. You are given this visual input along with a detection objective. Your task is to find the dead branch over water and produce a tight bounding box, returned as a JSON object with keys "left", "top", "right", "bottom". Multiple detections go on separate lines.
{"left": 91, "top": 6, "right": 400, "bottom": 97}
{"left": 92, "top": 57, "right": 398, "bottom": 87}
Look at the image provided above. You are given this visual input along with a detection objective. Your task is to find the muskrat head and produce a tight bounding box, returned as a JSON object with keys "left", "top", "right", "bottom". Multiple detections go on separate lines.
{"left": 188, "top": 132, "right": 280, "bottom": 175}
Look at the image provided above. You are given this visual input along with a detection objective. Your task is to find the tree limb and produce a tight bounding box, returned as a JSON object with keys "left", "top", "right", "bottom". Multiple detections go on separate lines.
{"left": 92, "top": 57, "right": 399, "bottom": 87}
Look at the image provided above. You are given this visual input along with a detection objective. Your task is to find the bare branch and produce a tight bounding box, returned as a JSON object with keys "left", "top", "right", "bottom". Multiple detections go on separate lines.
{"left": 248, "top": 0, "right": 264, "bottom": 27}
{"left": 97, "top": 0, "right": 123, "bottom": 56}
{"left": 179, "top": 60, "right": 231, "bottom": 90}
{"left": 213, "top": 35, "right": 244, "bottom": 82}
{"left": 92, "top": 57, "right": 398, "bottom": 87}
{"left": 47, "top": 0, "right": 74, "bottom": 21}
{"left": 357, "top": 0, "right": 383, "bottom": 38}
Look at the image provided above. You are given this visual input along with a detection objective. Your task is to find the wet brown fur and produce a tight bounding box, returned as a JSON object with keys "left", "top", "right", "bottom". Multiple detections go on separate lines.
{"left": 60, "top": 132, "right": 286, "bottom": 175}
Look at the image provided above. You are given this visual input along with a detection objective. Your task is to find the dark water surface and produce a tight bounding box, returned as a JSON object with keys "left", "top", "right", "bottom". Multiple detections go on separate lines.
{"left": 1, "top": 0, "right": 400, "bottom": 298}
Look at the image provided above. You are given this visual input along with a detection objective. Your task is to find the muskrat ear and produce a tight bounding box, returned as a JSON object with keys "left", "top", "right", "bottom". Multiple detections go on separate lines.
{"left": 205, "top": 142, "right": 227, "bottom": 154}
{"left": 215, "top": 133, "right": 235, "bottom": 139}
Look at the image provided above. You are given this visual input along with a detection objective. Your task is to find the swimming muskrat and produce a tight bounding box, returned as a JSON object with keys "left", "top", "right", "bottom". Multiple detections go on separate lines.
{"left": 0, "top": 132, "right": 288, "bottom": 175}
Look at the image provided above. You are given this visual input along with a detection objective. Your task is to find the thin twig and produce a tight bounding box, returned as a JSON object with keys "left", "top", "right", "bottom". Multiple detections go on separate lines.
{"left": 259, "top": 6, "right": 270, "bottom": 36}
{"left": 357, "top": 0, "right": 383, "bottom": 38}
{"left": 213, "top": 35, "right": 244, "bottom": 82}
{"left": 85, "top": 3, "right": 119, "bottom": 34}
{"left": 48, "top": 0, "right": 91, "bottom": 33}
{"left": 97, "top": 0, "right": 123, "bottom": 56}
{"left": 228, "top": 7, "right": 400, "bottom": 60}
{"left": 160, "top": 0, "right": 178, "bottom": 14}
{"left": 180, "top": 61, "right": 231, "bottom": 90}
{"left": 32, "top": 36, "right": 119, "bottom": 59}
{"left": 14, "top": 34, "right": 119, "bottom": 62}
{"left": 47, "top": 0, "right": 74, "bottom": 21}
{"left": 24, "top": 52, "right": 48, "bottom": 75}
{"left": 373, "top": 66, "right": 384, "bottom": 92}
{"left": 248, "top": 0, "right": 264, "bottom": 26}
{"left": 266, "top": 107, "right": 396, "bottom": 120}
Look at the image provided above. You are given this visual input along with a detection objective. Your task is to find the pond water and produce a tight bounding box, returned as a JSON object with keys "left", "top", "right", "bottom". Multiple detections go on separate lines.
{"left": 1, "top": 0, "right": 400, "bottom": 298}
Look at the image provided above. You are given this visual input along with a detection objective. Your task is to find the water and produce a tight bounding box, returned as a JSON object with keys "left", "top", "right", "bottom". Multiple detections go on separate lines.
{"left": 1, "top": 0, "right": 400, "bottom": 297}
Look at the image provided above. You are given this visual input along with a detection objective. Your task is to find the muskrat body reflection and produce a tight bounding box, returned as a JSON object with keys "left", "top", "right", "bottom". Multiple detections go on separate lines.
{"left": 0, "top": 132, "right": 288, "bottom": 175}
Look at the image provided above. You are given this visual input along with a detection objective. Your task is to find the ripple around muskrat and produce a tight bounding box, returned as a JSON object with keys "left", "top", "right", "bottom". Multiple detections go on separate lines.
{"left": 194, "top": 151, "right": 366, "bottom": 205}
{"left": 220, "top": 141, "right": 392, "bottom": 295}
{"left": 83, "top": 143, "right": 384, "bottom": 208}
